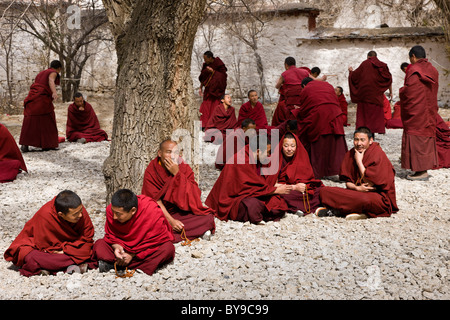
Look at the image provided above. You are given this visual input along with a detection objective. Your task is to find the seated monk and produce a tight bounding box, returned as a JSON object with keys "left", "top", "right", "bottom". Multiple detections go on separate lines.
{"left": 206, "top": 136, "right": 291, "bottom": 224}
{"left": 293, "top": 77, "right": 348, "bottom": 179}
{"left": 4, "top": 190, "right": 95, "bottom": 276}
{"left": 0, "top": 123, "right": 27, "bottom": 183}
{"left": 265, "top": 132, "right": 324, "bottom": 216}
{"left": 319, "top": 127, "right": 398, "bottom": 220}
{"left": 92, "top": 189, "right": 175, "bottom": 276}
{"left": 215, "top": 118, "right": 256, "bottom": 170}
{"left": 204, "top": 94, "right": 238, "bottom": 142}
{"left": 142, "top": 139, "right": 216, "bottom": 242}
{"left": 237, "top": 90, "right": 268, "bottom": 129}
{"left": 434, "top": 114, "right": 450, "bottom": 169}
{"left": 66, "top": 92, "right": 108, "bottom": 143}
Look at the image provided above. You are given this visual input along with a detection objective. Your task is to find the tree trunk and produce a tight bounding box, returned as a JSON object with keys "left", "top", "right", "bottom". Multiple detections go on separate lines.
{"left": 102, "top": 0, "right": 206, "bottom": 202}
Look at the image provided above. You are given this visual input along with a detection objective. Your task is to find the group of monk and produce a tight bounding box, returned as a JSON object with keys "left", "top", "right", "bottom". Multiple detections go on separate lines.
{"left": 0, "top": 44, "right": 449, "bottom": 277}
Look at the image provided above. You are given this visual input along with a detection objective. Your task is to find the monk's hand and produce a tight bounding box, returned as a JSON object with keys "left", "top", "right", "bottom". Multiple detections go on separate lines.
{"left": 53, "top": 250, "right": 64, "bottom": 254}
{"left": 275, "top": 184, "right": 293, "bottom": 195}
{"left": 354, "top": 149, "right": 365, "bottom": 163}
{"left": 357, "top": 183, "right": 376, "bottom": 192}
{"left": 206, "top": 66, "right": 213, "bottom": 72}
{"left": 52, "top": 92, "right": 58, "bottom": 101}
{"left": 199, "top": 88, "right": 203, "bottom": 97}
{"left": 294, "top": 183, "right": 306, "bottom": 193}
{"left": 164, "top": 157, "right": 179, "bottom": 176}
{"left": 170, "top": 218, "right": 184, "bottom": 233}
{"left": 113, "top": 244, "right": 127, "bottom": 262}
{"left": 348, "top": 66, "right": 353, "bottom": 72}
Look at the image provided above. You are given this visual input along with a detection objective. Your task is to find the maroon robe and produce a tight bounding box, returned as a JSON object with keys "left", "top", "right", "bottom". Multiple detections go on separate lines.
{"left": 349, "top": 56, "right": 392, "bottom": 134}
{"left": 199, "top": 57, "right": 227, "bottom": 128}
{"left": 265, "top": 134, "right": 324, "bottom": 214}
{"left": 400, "top": 58, "right": 439, "bottom": 171}
{"left": 338, "top": 93, "right": 349, "bottom": 126}
{"left": 141, "top": 157, "right": 215, "bottom": 242}
{"left": 385, "top": 101, "right": 403, "bottom": 129}
{"left": 4, "top": 197, "right": 94, "bottom": 276}
{"left": 0, "top": 123, "right": 27, "bottom": 182}
{"left": 320, "top": 142, "right": 398, "bottom": 218}
{"left": 204, "top": 103, "right": 238, "bottom": 142}
{"left": 215, "top": 128, "right": 248, "bottom": 170}
{"left": 237, "top": 101, "right": 268, "bottom": 129}
{"left": 19, "top": 68, "right": 60, "bottom": 149}
{"left": 292, "top": 80, "right": 348, "bottom": 178}
{"left": 435, "top": 114, "right": 450, "bottom": 169}
{"left": 206, "top": 144, "right": 288, "bottom": 223}
{"left": 66, "top": 101, "right": 108, "bottom": 142}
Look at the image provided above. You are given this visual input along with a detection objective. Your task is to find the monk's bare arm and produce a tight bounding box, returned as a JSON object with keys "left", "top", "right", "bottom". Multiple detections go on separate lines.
{"left": 48, "top": 72, "right": 58, "bottom": 100}
{"left": 156, "top": 199, "right": 184, "bottom": 232}
{"left": 275, "top": 76, "right": 284, "bottom": 89}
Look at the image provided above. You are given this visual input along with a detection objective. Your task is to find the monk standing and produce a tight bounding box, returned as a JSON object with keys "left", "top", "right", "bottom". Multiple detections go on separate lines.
{"left": 92, "top": 189, "right": 175, "bottom": 276}
{"left": 19, "top": 60, "right": 62, "bottom": 152}
{"left": 272, "top": 57, "right": 310, "bottom": 125}
{"left": 236, "top": 90, "right": 268, "bottom": 129}
{"left": 199, "top": 51, "right": 228, "bottom": 129}
{"left": 142, "top": 139, "right": 216, "bottom": 242}
{"left": 293, "top": 77, "right": 348, "bottom": 179}
{"left": 400, "top": 45, "right": 439, "bottom": 180}
{"left": 0, "top": 123, "right": 27, "bottom": 182}
{"left": 66, "top": 92, "right": 108, "bottom": 143}
{"left": 206, "top": 137, "right": 291, "bottom": 224}
{"left": 335, "top": 86, "right": 350, "bottom": 126}
{"left": 319, "top": 127, "right": 398, "bottom": 220}
{"left": 348, "top": 51, "right": 392, "bottom": 135}
{"left": 4, "top": 190, "right": 95, "bottom": 276}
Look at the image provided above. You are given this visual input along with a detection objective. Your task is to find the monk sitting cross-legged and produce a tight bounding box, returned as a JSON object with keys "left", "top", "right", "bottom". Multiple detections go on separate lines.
{"left": 265, "top": 132, "right": 325, "bottom": 217}
{"left": 142, "top": 139, "right": 216, "bottom": 242}
{"left": 206, "top": 136, "right": 291, "bottom": 224}
{"left": 319, "top": 127, "right": 398, "bottom": 220}
{"left": 92, "top": 189, "right": 175, "bottom": 276}
{"left": 66, "top": 92, "right": 108, "bottom": 143}
{"left": 237, "top": 90, "right": 268, "bottom": 130}
{"left": 4, "top": 190, "right": 95, "bottom": 276}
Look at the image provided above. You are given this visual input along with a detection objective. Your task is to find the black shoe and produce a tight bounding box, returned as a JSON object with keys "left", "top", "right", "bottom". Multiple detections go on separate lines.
{"left": 98, "top": 260, "right": 114, "bottom": 273}
{"left": 20, "top": 145, "right": 29, "bottom": 153}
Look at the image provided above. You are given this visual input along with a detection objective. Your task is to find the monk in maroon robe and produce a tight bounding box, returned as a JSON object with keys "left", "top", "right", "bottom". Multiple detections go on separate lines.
{"left": 335, "top": 86, "right": 349, "bottom": 126}
{"left": 66, "top": 93, "right": 108, "bottom": 143}
{"left": 92, "top": 189, "right": 175, "bottom": 276}
{"left": 199, "top": 51, "right": 227, "bottom": 128}
{"left": 320, "top": 127, "right": 398, "bottom": 220}
{"left": 0, "top": 123, "right": 27, "bottom": 183}
{"left": 142, "top": 140, "right": 215, "bottom": 242}
{"left": 237, "top": 90, "right": 268, "bottom": 129}
{"left": 435, "top": 115, "right": 450, "bottom": 169}
{"left": 273, "top": 57, "right": 310, "bottom": 125}
{"left": 206, "top": 140, "right": 291, "bottom": 224}
{"left": 348, "top": 51, "right": 392, "bottom": 134}
{"left": 400, "top": 46, "right": 439, "bottom": 180}
{"left": 4, "top": 190, "right": 94, "bottom": 276}
{"left": 265, "top": 132, "right": 324, "bottom": 216}
{"left": 19, "top": 60, "right": 62, "bottom": 152}
{"left": 204, "top": 94, "right": 238, "bottom": 142}
{"left": 292, "top": 78, "right": 348, "bottom": 179}
{"left": 215, "top": 118, "right": 256, "bottom": 170}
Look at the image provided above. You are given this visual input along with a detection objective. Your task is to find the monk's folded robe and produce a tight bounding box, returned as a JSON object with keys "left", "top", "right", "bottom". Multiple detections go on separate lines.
{"left": 400, "top": 58, "right": 439, "bottom": 171}
{"left": 0, "top": 123, "right": 27, "bottom": 182}
{"left": 204, "top": 102, "right": 237, "bottom": 142}
{"left": 93, "top": 195, "right": 175, "bottom": 275}
{"left": 4, "top": 197, "right": 94, "bottom": 276}
{"left": 142, "top": 158, "right": 215, "bottom": 242}
{"left": 349, "top": 56, "right": 392, "bottom": 134}
{"left": 293, "top": 80, "right": 348, "bottom": 178}
{"left": 66, "top": 101, "right": 108, "bottom": 142}
{"left": 206, "top": 144, "right": 288, "bottom": 223}
{"left": 19, "top": 68, "right": 60, "bottom": 149}
{"left": 265, "top": 134, "right": 324, "bottom": 215}
{"left": 320, "top": 142, "right": 398, "bottom": 218}
{"left": 237, "top": 100, "right": 268, "bottom": 130}
{"left": 385, "top": 101, "right": 403, "bottom": 129}
{"left": 199, "top": 57, "right": 227, "bottom": 128}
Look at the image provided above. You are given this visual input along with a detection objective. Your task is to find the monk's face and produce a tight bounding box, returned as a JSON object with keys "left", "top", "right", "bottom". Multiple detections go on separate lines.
{"left": 282, "top": 138, "right": 297, "bottom": 159}
{"left": 248, "top": 91, "right": 258, "bottom": 105}
{"left": 222, "top": 95, "right": 232, "bottom": 107}
{"left": 334, "top": 87, "right": 342, "bottom": 96}
{"left": 203, "top": 55, "right": 214, "bottom": 65}
{"left": 111, "top": 205, "right": 137, "bottom": 224}
{"left": 158, "top": 141, "right": 180, "bottom": 166}
{"left": 257, "top": 144, "right": 271, "bottom": 162}
{"left": 58, "top": 204, "right": 83, "bottom": 224}
{"left": 353, "top": 132, "right": 373, "bottom": 153}
{"left": 74, "top": 96, "right": 85, "bottom": 110}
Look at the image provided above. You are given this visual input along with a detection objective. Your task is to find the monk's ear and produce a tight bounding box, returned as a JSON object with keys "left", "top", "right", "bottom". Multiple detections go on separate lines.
{"left": 57, "top": 211, "right": 65, "bottom": 218}
{"left": 157, "top": 149, "right": 162, "bottom": 158}
{"left": 130, "top": 207, "right": 137, "bottom": 216}
{"left": 369, "top": 137, "right": 374, "bottom": 145}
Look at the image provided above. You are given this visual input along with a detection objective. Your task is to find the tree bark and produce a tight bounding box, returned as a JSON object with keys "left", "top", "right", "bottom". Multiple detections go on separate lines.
{"left": 102, "top": 0, "right": 206, "bottom": 202}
